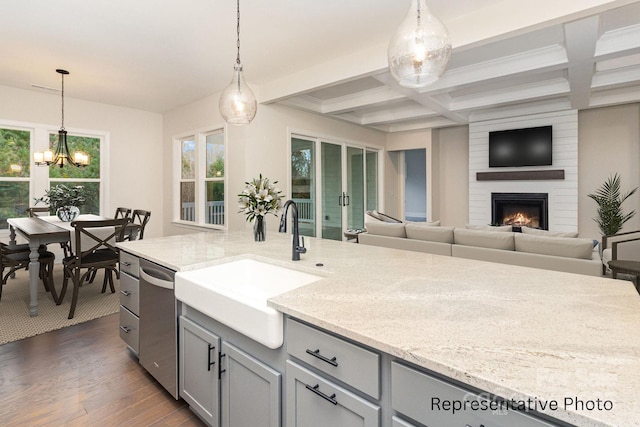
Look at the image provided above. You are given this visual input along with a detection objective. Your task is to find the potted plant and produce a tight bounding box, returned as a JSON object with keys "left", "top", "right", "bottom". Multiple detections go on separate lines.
{"left": 238, "top": 174, "right": 284, "bottom": 241}
{"left": 588, "top": 173, "right": 637, "bottom": 236}
{"left": 34, "top": 184, "right": 87, "bottom": 222}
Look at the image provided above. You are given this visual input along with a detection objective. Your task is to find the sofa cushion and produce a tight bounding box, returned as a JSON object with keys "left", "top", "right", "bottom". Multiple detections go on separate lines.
{"left": 406, "top": 224, "right": 454, "bottom": 243}
{"left": 365, "top": 221, "right": 406, "bottom": 238}
{"left": 454, "top": 228, "right": 515, "bottom": 250}
{"left": 465, "top": 224, "right": 512, "bottom": 232}
{"left": 521, "top": 226, "right": 579, "bottom": 238}
{"left": 407, "top": 220, "right": 441, "bottom": 227}
{"left": 515, "top": 233, "right": 594, "bottom": 259}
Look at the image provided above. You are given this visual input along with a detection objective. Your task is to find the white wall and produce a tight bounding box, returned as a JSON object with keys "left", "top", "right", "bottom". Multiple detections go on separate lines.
{"left": 469, "top": 110, "right": 579, "bottom": 232}
{"left": 0, "top": 85, "right": 164, "bottom": 238}
{"left": 162, "top": 94, "right": 387, "bottom": 236}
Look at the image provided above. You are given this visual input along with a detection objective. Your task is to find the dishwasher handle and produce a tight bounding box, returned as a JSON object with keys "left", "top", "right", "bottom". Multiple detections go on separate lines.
{"left": 140, "top": 266, "right": 174, "bottom": 289}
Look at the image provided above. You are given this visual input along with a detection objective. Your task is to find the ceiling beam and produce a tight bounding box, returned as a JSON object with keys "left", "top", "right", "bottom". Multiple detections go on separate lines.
{"left": 564, "top": 16, "right": 600, "bottom": 109}
{"left": 320, "top": 86, "right": 406, "bottom": 114}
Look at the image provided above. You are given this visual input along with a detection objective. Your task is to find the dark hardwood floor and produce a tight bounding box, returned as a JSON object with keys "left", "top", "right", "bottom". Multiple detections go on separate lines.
{"left": 0, "top": 313, "right": 206, "bottom": 426}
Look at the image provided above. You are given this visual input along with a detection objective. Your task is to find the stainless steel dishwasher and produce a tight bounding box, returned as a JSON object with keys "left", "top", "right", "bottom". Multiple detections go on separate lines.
{"left": 139, "top": 258, "right": 179, "bottom": 399}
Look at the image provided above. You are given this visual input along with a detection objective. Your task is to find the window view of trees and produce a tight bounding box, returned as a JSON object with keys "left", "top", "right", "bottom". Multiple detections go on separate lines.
{"left": 0, "top": 128, "right": 31, "bottom": 229}
{"left": 0, "top": 127, "right": 104, "bottom": 229}
{"left": 49, "top": 134, "right": 101, "bottom": 214}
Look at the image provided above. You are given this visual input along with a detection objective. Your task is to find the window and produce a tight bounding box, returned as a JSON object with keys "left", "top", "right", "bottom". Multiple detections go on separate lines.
{"left": 174, "top": 128, "right": 226, "bottom": 228}
{"left": 0, "top": 121, "right": 108, "bottom": 231}
{"left": 0, "top": 127, "right": 31, "bottom": 229}
{"left": 49, "top": 134, "right": 102, "bottom": 214}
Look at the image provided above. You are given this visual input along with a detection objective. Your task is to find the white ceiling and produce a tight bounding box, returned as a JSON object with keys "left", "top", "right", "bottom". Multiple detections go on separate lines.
{"left": 1, "top": 0, "right": 639, "bottom": 133}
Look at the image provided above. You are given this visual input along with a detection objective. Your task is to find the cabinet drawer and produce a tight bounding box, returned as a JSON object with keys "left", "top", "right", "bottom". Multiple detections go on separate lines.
{"left": 286, "top": 318, "right": 380, "bottom": 399}
{"left": 391, "top": 362, "right": 559, "bottom": 427}
{"left": 286, "top": 361, "right": 380, "bottom": 427}
{"left": 392, "top": 416, "right": 417, "bottom": 427}
{"left": 119, "top": 306, "right": 139, "bottom": 354}
{"left": 119, "top": 271, "right": 139, "bottom": 315}
{"left": 120, "top": 252, "right": 139, "bottom": 278}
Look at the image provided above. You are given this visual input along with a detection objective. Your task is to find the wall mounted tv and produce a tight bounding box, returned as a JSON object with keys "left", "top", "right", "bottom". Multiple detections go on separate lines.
{"left": 489, "top": 125, "right": 552, "bottom": 167}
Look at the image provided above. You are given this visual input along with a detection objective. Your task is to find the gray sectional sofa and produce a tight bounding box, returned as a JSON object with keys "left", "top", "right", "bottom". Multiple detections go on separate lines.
{"left": 358, "top": 221, "right": 602, "bottom": 276}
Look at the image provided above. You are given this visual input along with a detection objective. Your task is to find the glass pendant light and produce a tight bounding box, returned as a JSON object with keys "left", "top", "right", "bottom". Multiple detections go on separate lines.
{"left": 387, "top": 0, "right": 451, "bottom": 88}
{"left": 219, "top": 0, "right": 257, "bottom": 125}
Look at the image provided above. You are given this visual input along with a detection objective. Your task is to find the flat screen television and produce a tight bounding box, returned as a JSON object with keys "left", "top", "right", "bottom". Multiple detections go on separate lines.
{"left": 489, "top": 125, "right": 552, "bottom": 167}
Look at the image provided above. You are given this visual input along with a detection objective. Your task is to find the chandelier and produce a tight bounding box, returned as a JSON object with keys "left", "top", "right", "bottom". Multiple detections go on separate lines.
{"left": 387, "top": 0, "right": 451, "bottom": 88}
{"left": 218, "top": 0, "right": 257, "bottom": 125}
{"left": 34, "top": 69, "right": 89, "bottom": 167}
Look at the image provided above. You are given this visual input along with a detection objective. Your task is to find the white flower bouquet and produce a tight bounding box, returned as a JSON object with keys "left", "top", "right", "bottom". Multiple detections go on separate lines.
{"left": 238, "top": 174, "right": 284, "bottom": 222}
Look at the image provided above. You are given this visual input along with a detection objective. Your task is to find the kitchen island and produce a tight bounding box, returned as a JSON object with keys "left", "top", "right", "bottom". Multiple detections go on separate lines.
{"left": 117, "top": 231, "right": 640, "bottom": 427}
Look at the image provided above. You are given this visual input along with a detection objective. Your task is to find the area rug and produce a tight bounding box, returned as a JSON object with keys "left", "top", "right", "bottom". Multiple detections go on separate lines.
{"left": 0, "top": 266, "right": 120, "bottom": 345}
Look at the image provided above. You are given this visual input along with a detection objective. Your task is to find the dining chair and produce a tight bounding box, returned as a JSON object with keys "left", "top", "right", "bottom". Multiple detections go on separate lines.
{"left": 57, "top": 218, "right": 129, "bottom": 319}
{"left": 114, "top": 207, "right": 132, "bottom": 219}
{"left": 130, "top": 209, "right": 151, "bottom": 240}
{"left": 1, "top": 242, "right": 57, "bottom": 303}
{"left": 26, "top": 206, "right": 51, "bottom": 217}
{"left": 119, "top": 209, "right": 151, "bottom": 241}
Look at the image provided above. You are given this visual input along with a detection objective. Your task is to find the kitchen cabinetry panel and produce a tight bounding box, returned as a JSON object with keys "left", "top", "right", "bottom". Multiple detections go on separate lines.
{"left": 391, "top": 361, "right": 559, "bottom": 427}
{"left": 119, "top": 271, "right": 139, "bottom": 315}
{"left": 391, "top": 416, "right": 417, "bottom": 427}
{"left": 118, "top": 306, "right": 139, "bottom": 354}
{"left": 180, "top": 316, "right": 220, "bottom": 427}
{"left": 286, "top": 360, "right": 379, "bottom": 427}
{"left": 120, "top": 251, "right": 140, "bottom": 277}
{"left": 286, "top": 318, "right": 380, "bottom": 399}
{"left": 220, "top": 341, "right": 280, "bottom": 427}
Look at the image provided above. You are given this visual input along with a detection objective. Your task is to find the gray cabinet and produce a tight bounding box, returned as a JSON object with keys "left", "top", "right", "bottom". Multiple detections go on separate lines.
{"left": 220, "top": 341, "right": 281, "bottom": 427}
{"left": 286, "top": 318, "right": 380, "bottom": 399}
{"left": 180, "top": 316, "right": 220, "bottom": 427}
{"left": 119, "top": 252, "right": 140, "bottom": 354}
{"left": 391, "top": 362, "right": 559, "bottom": 427}
{"left": 179, "top": 310, "right": 282, "bottom": 427}
{"left": 286, "top": 361, "right": 380, "bottom": 427}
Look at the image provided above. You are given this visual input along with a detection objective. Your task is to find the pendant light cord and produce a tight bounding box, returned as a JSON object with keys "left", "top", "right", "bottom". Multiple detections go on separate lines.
{"left": 236, "top": 0, "right": 241, "bottom": 65}
{"left": 60, "top": 72, "right": 65, "bottom": 130}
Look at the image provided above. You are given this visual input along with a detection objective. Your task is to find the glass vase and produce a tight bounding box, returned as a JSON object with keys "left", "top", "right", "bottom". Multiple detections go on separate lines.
{"left": 56, "top": 206, "right": 80, "bottom": 222}
{"left": 253, "top": 216, "right": 266, "bottom": 242}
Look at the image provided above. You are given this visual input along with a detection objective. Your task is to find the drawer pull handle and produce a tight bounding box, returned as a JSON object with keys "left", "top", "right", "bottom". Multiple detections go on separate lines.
{"left": 207, "top": 344, "right": 216, "bottom": 372}
{"left": 119, "top": 326, "right": 131, "bottom": 333}
{"left": 120, "top": 290, "right": 131, "bottom": 296}
{"left": 122, "top": 261, "right": 132, "bottom": 267}
{"left": 305, "top": 383, "right": 338, "bottom": 405}
{"left": 305, "top": 349, "right": 338, "bottom": 367}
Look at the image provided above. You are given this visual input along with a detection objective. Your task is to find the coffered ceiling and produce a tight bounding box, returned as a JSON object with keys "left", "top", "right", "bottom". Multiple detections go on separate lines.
{"left": 1, "top": 0, "right": 639, "bottom": 133}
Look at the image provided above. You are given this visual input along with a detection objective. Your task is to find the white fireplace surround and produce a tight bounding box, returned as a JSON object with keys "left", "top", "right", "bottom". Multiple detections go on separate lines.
{"left": 469, "top": 110, "right": 578, "bottom": 232}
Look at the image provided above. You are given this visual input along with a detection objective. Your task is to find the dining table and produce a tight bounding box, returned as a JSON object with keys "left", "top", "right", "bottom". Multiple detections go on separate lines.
{"left": 6, "top": 214, "right": 138, "bottom": 316}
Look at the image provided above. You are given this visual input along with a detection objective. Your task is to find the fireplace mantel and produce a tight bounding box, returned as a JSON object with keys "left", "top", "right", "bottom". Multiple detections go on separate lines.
{"left": 476, "top": 169, "right": 565, "bottom": 181}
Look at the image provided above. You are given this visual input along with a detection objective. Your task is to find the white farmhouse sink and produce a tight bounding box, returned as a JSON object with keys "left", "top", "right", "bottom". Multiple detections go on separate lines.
{"left": 175, "top": 258, "right": 322, "bottom": 349}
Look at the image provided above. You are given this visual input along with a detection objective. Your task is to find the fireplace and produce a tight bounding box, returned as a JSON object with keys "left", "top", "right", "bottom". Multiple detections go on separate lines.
{"left": 491, "top": 193, "right": 548, "bottom": 230}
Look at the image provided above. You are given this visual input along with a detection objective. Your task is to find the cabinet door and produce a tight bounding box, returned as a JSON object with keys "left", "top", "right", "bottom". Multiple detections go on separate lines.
{"left": 286, "top": 361, "right": 379, "bottom": 427}
{"left": 220, "top": 341, "right": 281, "bottom": 427}
{"left": 180, "top": 316, "right": 220, "bottom": 427}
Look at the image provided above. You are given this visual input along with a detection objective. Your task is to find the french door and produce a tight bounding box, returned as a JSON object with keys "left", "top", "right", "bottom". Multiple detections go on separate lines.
{"left": 291, "top": 136, "right": 378, "bottom": 241}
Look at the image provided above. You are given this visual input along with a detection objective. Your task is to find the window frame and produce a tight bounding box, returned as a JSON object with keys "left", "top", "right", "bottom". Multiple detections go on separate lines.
{"left": 0, "top": 118, "right": 109, "bottom": 234}
{"left": 172, "top": 125, "right": 227, "bottom": 230}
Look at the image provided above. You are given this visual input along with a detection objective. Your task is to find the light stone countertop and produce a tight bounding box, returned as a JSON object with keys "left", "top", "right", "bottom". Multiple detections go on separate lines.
{"left": 118, "top": 231, "right": 640, "bottom": 427}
